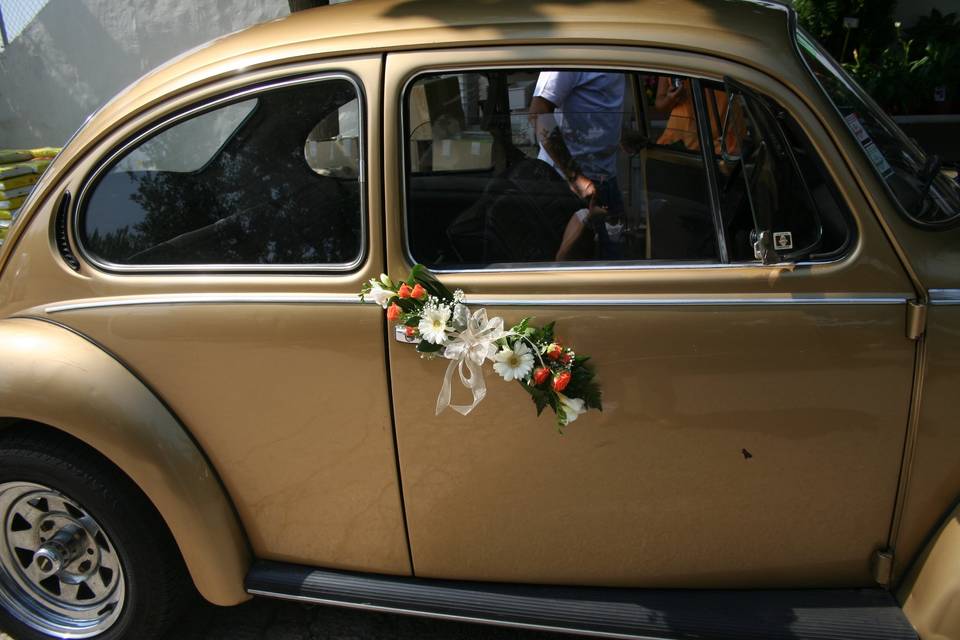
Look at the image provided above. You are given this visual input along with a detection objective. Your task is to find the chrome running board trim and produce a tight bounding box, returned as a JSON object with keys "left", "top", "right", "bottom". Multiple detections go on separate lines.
{"left": 246, "top": 561, "right": 917, "bottom": 640}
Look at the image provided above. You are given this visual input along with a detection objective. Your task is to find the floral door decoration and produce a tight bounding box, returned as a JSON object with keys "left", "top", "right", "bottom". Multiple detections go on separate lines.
{"left": 361, "top": 265, "right": 602, "bottom": 430}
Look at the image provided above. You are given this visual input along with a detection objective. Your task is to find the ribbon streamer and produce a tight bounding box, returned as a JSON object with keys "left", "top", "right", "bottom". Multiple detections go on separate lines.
{"left": 435, "top": 306, "right": 511, "bottom": 416}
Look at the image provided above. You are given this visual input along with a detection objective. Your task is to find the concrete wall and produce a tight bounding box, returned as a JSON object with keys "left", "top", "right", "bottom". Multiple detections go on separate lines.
{"left": 0, "top": 0, "right": 289, "bottom": 148}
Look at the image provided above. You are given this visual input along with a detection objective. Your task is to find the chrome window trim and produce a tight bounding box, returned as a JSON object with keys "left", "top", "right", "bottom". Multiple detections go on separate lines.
{"left": 466, "top": 295, "right": 906, "bottom": 307}
{"left": 43, "top": 292, "right": 907, "bottom": 314}
{"left": 74, "top": 72, "right": 368, "bottom": 274}
{"left": 398, "top": 60, "right": 853, "bottom": 275}
{"left": 930, "top": 289, "right": 960, "bottom": 305}
{"left": 44, "top": 293, "right": 364, "bottom": 313}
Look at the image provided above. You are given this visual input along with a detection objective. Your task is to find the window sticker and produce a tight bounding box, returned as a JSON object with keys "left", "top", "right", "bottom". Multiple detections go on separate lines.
{"left": 773, "top": 231, "right": 793, "bottom": 250}
{"left": 863, "top": 141, "right": 895, "bottom": 179}
{"left": 844, "top": 112, "right": 870, "bottom": 144}
{"left": 843, "top": 112, "right": 894, "bottom": 180}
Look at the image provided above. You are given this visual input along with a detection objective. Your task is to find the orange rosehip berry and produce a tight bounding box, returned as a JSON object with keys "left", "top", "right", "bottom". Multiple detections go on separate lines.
{"left": 386, "top": 302, "right": 402, "bottom": 321}
{"left": 552, "top": 371, "right": 571, "bottom": 392}
{"left": 532, "top": 367, "right": 550, "bottom": 386}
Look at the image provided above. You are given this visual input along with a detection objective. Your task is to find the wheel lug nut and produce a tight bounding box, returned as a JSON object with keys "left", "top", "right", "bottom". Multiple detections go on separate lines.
{"left": 87, "top": 549, "right": 94, "bottom": 555}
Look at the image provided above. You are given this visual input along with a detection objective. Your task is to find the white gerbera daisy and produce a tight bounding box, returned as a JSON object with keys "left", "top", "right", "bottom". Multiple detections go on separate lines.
{"left": 493, "top": 342, "right": 535, "bottom": 382}
{"left": 419, "top": 305, "right": 452, "bottom": 345}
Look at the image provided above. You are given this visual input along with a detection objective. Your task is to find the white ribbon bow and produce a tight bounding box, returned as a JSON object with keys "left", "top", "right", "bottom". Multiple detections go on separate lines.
{"left": 435, "top": 305, "right": 511, "bottom": 416}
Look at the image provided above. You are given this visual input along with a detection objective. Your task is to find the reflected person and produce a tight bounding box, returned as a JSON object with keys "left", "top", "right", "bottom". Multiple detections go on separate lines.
{"left": 527, "top": 71, "right": 626, "bottom": 260}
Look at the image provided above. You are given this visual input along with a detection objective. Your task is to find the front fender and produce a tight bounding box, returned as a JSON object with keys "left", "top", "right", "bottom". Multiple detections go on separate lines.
{"left": 0, "top": 317, "right": 250, "bottom": 605}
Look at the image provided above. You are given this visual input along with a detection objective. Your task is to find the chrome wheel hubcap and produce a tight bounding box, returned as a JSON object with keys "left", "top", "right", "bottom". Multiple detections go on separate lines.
{"left": 0, "top": 482, "right": 125, "bottom": 637}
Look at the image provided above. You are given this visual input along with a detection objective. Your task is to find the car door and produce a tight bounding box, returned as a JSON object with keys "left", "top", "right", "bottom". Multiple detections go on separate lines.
{"left": 6, "top": 55, "right": 412, "bottom": 575}
{"left": 383, "top": 46, "right": 917, "bottom": 587}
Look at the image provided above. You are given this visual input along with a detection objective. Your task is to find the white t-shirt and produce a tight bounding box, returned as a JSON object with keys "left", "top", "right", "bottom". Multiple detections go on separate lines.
{"left": 533, "top": 71, "right": 625, "bottom": 180}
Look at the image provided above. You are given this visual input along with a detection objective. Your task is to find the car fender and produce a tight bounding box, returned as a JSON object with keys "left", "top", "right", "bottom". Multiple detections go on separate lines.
{"left": 900, "top": 500, "right": 960, "bottom": 640}
{"left": 0, "top": 316, "right": 250, "bottom": 605}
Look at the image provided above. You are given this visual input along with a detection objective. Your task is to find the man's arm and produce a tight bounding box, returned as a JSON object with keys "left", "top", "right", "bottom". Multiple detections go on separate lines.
{"left": 528, "top": 95, "right": 595, "bottom": 201}
{"left": 655, "top": 77, "right": 685, "bottom": 112}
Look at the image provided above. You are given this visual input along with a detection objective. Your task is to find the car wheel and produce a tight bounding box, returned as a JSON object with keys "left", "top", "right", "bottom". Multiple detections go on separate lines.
{"left": 0, "top": 429, "right": 189, "bottom": 640}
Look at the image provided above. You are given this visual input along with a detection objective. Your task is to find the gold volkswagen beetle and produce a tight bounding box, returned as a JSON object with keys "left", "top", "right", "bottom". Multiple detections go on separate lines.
{"left": 1, "top": 1, "right": 958, "bottom": 639}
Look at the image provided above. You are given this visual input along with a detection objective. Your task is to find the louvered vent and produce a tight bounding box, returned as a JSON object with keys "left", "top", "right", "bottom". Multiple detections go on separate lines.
{"left": 54, "top": 191, "right": 80, "bottom": 272}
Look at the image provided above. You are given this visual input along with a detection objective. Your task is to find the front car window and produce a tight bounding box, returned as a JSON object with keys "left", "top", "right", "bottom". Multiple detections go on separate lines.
{"left": 403, "top": 67, "right": 852, "bottom": 270}
{"left": 796, "top": 29, "right": 960, "bottom": 229}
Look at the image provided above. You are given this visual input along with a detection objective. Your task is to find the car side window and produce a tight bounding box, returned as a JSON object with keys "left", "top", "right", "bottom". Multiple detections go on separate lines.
{"left": 80, "top": 76, "right": 363, "bottom": 268}
{"left": 404, "top": 69, "right": 720, "bottom": 269}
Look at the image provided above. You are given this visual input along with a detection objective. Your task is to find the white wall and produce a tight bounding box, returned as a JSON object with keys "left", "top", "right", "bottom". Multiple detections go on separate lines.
{"left": 0, "top": 0, "right": 289, "bottom": 148}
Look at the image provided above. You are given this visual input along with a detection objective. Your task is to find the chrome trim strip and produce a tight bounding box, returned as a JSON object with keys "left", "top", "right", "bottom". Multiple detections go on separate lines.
{"left": 73, "top": 72, "right": 368, "bottom": 275}
{"left": 45, "top": 293, "right": 906, "bottom": 314}
{"left": 930, "top": 289, "right": 960, "bottom": 305}
{"left": 466, "top": 295, "right": 907, "bottom": 306}
{"left": 246, "top": 589, "right": 666, "bottom": 640}
{"left": 45, "top": 293, "right": 365, "bottom": 313}
{"left": 425, "top": 261, "right": 746, "bottom": 274}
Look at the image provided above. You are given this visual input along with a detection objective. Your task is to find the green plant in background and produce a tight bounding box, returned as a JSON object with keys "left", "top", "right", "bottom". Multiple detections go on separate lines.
{"left": 906, "top": 10, "right": 960, "bottom": 110}
{"left": 845, "top": 37, "right": 930, "bottom": 114}
{"left": 795, "top": 1, "right": 960, "bottom": 113}
{"left": 793, "top": 0, "right": 897, "bottom": 63}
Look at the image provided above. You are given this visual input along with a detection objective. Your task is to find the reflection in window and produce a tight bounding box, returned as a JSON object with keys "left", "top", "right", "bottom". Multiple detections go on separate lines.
{"left": 404, "top": 69, "right": 718, "bottom": 269}
{"left": 305, "top": 97, "right": 360, "bottom": 179}
{"left": 113, "top": 99, "right": 258, "bottom": 174}
{"left": 81, "top": 79, "right": 363, "bottom": 267}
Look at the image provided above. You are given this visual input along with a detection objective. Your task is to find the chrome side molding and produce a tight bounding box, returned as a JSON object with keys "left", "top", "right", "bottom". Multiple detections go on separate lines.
{"left": 246, "top": 561, "right": 917, "bottom": 640}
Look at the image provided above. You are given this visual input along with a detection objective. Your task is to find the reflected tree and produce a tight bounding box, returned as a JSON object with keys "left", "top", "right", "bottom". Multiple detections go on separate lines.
{"left": 82, "top": 80, "right": 362, "bottom": 266}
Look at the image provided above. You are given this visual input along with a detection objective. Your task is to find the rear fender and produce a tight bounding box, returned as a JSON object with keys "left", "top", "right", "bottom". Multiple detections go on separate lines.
{"left": 900, "top": 501, "right": 960, "bottom": 640}
{"left": 0, "top": 317, "right": 250, "bottom": 605}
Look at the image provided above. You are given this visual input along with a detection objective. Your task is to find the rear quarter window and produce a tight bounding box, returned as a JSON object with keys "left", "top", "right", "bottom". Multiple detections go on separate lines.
{"left": 79, "top": 76, "right": 364, "bottom": 269}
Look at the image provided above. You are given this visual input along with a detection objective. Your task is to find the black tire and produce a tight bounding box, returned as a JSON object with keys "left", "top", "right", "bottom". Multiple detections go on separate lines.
{"left": 0, "top": 428, "right": 190, "bottom": 640}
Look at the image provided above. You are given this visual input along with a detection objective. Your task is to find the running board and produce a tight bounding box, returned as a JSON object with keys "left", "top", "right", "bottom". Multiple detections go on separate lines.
{"left": 246, "top": 561, "right": 917, "bottom": 640}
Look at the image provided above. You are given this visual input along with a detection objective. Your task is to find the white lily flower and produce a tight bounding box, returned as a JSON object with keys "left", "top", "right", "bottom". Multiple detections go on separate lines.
{"left": 492, "top": 342, "right": 535, "bottom": 382}
{"left": 366, "top": 279, "right": 395, "bottom": 308}
{"left": 558, "top": 393, "right": 587, "bottom": 426}
{"left": 419, "top": 305, "right": 452, "bottom": 345}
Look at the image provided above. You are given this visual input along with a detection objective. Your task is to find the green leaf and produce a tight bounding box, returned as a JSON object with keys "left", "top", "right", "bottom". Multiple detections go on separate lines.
{"left": 416, "top": 341, "right": 443, "bottom": 354}
{"left": 532, "top": 321, "right": 555, "bottom": 345}
{"left": 395, "top": 297, "right": 421, "bottom": 313}
{"left": 521, "top": 383, "right": 551, "bottom": 416}
{"left": 410, "top": 264, "right": 454, "bottom": 301}
{"left": 511, "top": 317, "right": 532, "bottom": 336}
